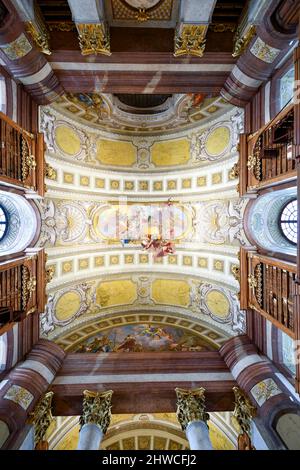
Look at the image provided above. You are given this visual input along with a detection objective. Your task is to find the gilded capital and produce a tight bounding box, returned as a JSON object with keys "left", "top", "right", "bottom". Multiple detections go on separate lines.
{"left": 232, "top": 387, "right": 256, "bottom": 436}
{"left": 79, "top": 390, "right": 113, "bottom": 434}
{"left": 25, "top": 21, "right": 51, "bottom": 55}
{"left": 76, "top": 23, "right": 111, "bottom": 56}
{"left": 175, "top": 387, "right": 209, "bottom": 431}
{"left": 28, "top": 391, "right": 54, "bottom": 446}
{"left": 233, "top": 24, "right": 256, "bottom": 58}
{"left": 174, "top": 24, "right": 207, "bottom": 57}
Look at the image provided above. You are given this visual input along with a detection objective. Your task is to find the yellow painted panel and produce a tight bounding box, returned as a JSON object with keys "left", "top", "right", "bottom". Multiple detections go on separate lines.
{"left": 96, "top": 280, "right": 137, "bottom": 307}
{"left": 55, "top": 291, "right": 81, "bottom": 321}
{"left": 96, "top": 139, "right": 137, "bottom": 167}
{"left": 151, "top": 139, "right": 190, "bottom": 167}
{"left": 55, "top": 126, "right": 81, "bottom": 155}
{"left": 152, "top": 280, "right": 190, "bottom": 307}
{"left": 205, "top": 126, "right": 230, "bottom": 156}
{"left": 206, "top": 290, "right": 230, "bottom": 319}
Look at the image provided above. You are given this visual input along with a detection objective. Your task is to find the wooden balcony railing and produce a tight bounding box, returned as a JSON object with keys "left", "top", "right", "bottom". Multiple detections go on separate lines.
{"left": 0, "top": 111, "right": 45, "bottom": 196}
{"left": 0, "top": 251, "right": 46, "bottom": 331}
{"left": 247, "top": 252, "right": 298, "bottom": 339}
{"left": 240, "top": 104, "right": 297, "bottom": 195}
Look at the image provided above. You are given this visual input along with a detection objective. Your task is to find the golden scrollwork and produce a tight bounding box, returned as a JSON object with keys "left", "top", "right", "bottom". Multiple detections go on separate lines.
{"left": 229, "top": 163, "right": 239, "bottom": 180}
{"left": 248, "top": 264, "right": 263, "bottom": 307}
{"left": 175, "top": 387, "right": 209, "bottom": 431}
{"left": 48, "top": 22, "right": 76, "bottom": 32}
{"left": 28, "top": 391, "right": 54, "bottom": 447}
{"left": 76, "top": 23, "right": 111, "bottom": 56}
{"left": 79, "top": 390, "right": 113, "bottom": 434}
{"left": 231, "top": 265, "right": 240, "bottom": 282}
{"left": 232, "top": 387, "right": 256, "bottom": 436}
{"left": 46, "top": 266, "right": 55, "bottom": 284}
{"left": 45, "top": 163, "right": 56, "bottom": 180}
{"left": 22, "top": 266, "right": 36, "bottom": 309}
{"left": 135, "top": 8, "right": 149, "bottom": 22}
{"left": 247, "top": 155, "right": 258, "bottom": 171}
{"left": 209, "top": 23, "right": 236, "bottom": 33}
{"left": 21, "top": 137, "right": 36, "bottom": 181}
{"left": 174, "top": 24, "right": 207, "bottom": 57}
{"left": 25, "top": 21, "right": 51, "bottom": 55}
{"left": 233, "top": 24, "right": 256, "bottom": 58}
{"left": 248, "top": 274, "right": 257, "bottom": 289}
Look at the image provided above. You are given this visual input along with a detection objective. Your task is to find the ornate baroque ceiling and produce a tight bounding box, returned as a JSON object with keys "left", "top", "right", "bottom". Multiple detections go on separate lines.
{"left": 39, "top": 95, "right": 249, "bottom": 347}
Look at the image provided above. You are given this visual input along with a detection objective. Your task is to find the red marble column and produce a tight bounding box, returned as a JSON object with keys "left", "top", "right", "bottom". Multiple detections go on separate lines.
{"left": 221, "top": 0, "right": 299, "bottom": 107}
{"left": 0, "top": 339, "right": 65, "bottom": 449}
{"left": 220, "top": 335, "right": 300, "bottom": 449}
{"left": 0, "top": 0, "right": 63, "bottom": 104}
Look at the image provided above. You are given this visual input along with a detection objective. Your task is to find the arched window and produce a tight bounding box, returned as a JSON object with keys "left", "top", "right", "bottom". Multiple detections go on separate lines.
{"left": 280, "top": 67, "right": 295, "bottom": 111}
{"left": 280, "top": 199, "right": 297, "bottom": 245}
{"left": 0, "top": 75, "right": 6, "bottom": 114}
{"left": 0, "top": 205, "right": 7, "bottom": 241}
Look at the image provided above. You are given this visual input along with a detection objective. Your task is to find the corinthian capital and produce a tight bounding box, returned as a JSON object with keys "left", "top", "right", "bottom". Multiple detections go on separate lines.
{"left": 175, "top": 387, "right": 209, "bottom": 431}
{"left": 79, "top": 390, "right": 113, "bottom": 434}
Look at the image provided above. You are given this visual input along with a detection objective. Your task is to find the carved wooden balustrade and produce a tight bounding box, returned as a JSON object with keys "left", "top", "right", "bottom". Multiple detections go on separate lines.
{"left": 246, "top": 252, "right": 298, "bottom": 339}
{"left": 0, "top": 251, "right": 46, "bottom": 332}
{"left": 0, "top": 112, "right": 45, "bottom": 196}
{"left": 240, "top": 104, "right": 297, "bottom": 196}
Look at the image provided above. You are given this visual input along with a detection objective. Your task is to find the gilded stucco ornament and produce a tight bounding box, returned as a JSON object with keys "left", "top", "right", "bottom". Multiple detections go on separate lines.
{"left": 28, "top": 392, "right": 54, "bottom": 447}
{"left": 174, "top": 25, "right": 207, "bottom": 58}
{"left": 232, "top": 24, "right": 256, "bottom": 58}
{"left": 79, "top": 390, "right": 113, "bottom": 434}
{"left": 231, "top": 265, "right": 240, "bottom": 283}
{"left": 45, "top": 163, "right": 56, "bottom": 180}
{"left": 135, "top": 8, "right": 149, "bottom": 22}
{"left": 229, "top": 163, "right": 239, "bottom": 180}
{"left": 25, "top": 21, "right": 51, "bottom": 55}
{"left": 46, "top": 265, "right": 55, "bottom": 284}
{"left": 21, "top": 137, "right": 36, "bottom": 181}
{"left": 76, "top": 23, "right": 111, "bottom": 56}
{"left": 22, "top": 266, "right": 36, "bottom": 310}
{"left": 232, "top": 387, "right": 256, "bottom": 436}
{"left": 248, "top": 274, "right": 257, "bottom": 289}
{"left": 175, "top": 387, "right": 209, "bottom": 431}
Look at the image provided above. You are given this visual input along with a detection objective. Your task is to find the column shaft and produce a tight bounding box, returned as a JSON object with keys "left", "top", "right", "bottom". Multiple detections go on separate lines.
{"left": 77, "top": 424, "right": 103, "bottom": 450}
{"left": 186, "top": 421, "right": 213, "bottom": 450}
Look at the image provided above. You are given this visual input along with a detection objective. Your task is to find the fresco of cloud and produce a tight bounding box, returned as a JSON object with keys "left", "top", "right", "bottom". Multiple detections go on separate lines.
{"left": 73, "top": 323, "right": 216, "bottom": 353}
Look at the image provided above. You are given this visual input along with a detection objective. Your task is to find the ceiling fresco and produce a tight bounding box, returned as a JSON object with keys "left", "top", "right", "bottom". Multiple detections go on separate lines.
{"left": 71, "top": 323, "right": 216, "bottom": 353}
{"left": 50, "top": 94, "right": 234, "bottom": 135}
{"left": 39, "top": 95, "right": 249, "bottom": 347}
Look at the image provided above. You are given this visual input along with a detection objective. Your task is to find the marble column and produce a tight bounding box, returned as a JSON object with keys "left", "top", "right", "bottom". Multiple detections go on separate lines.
{"left": 77, "top": 390, "right": 113, "bottom": 450}
{"left": 175, "top": 387, "right": 213, "bottom": 450}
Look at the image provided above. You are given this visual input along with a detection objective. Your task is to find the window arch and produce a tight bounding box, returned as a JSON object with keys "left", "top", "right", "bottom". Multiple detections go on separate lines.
{"left": 279, "top": 199, "right": 297, "bottom": 245}
{"left": 0, "top": 205, "right": 8, "bottom": 241}
{"left": 0, "top": 191, "right": 38, "bottom": 257}
{"left": 280, "top": 67, "right": 295, "bottom": 111}
{"left": 0, "top": 74, "right": 6, "bottom": 114}
{"left": 246, "top": 188, "right": 297, "bottom": 256}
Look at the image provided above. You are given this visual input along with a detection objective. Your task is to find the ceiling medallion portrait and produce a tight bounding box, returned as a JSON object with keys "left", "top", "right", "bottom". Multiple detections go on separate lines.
{"left": 123, "top": 0, "right": 162, "bottom": 9}
{"left": 112, "top": 0, "right": 173, "bottom": 22}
